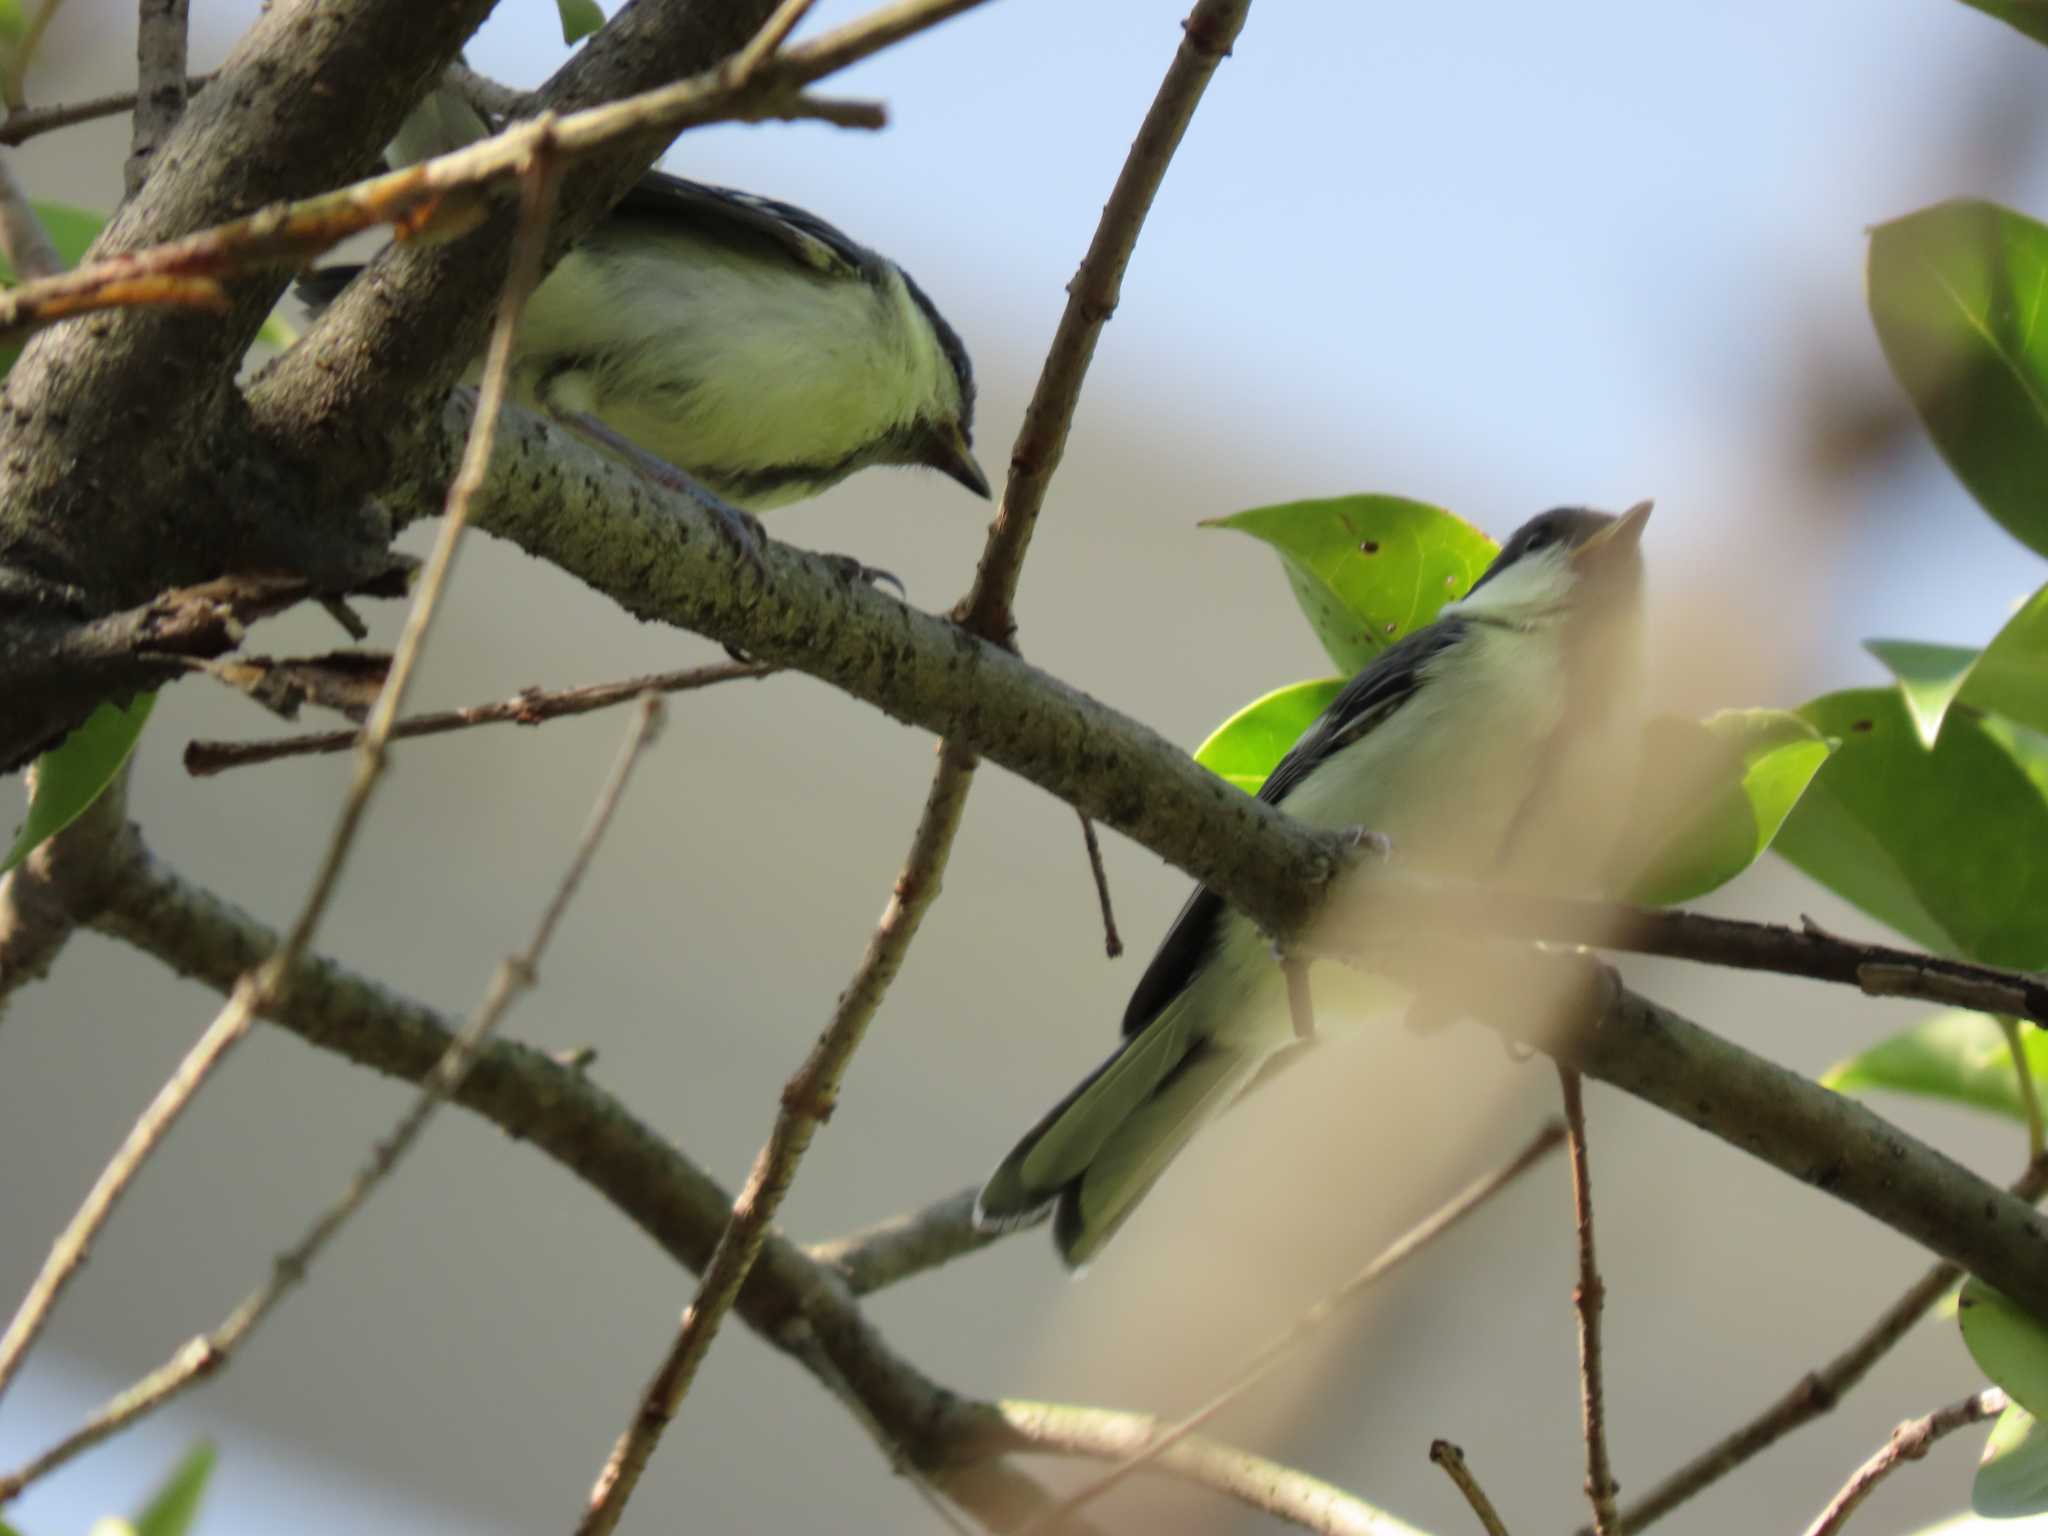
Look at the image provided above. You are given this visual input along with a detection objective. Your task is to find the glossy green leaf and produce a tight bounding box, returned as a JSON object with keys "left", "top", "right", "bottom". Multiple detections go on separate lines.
{"left": 1613, "top": 710, "right": 1831, "bottom": 905}
{"left": 2, "top": 694, "right": 155, "bottom": 873}
{"left": 1775, "top": 689, "right": 2048, "bottom": 966}
{"left": 1964, "top": 1278, "right": 2048, "bottom": 1421}
{"left": 1823, "top": 1009, "right": 2048, "bottom": 1122}
{"left": 1867, "top": 639, "right": 1980, "bottom": 746}
{"left": 557, "top": 0, "right": 603, "bottom": 41}
{"left": 1202, "top": 496, "right": 1498, "bottom": 673}
{"left": 1958, "top": 1, "right": 2048, "bottom": 47}
{"left": 1978, "top": 1403, "right": 2048, "bottom": 1519}
{"left": 1194, "top": 678, "right": 1342, "bottom": 795}
{"left": 132, "top": 1440, "right": 215, "bottom": 1536}
{"left": 1869, "top": 200, "right": 2048, "bottom": 558}
{"left": 1868, "top": 585, "right": 2048, "bottom": 746}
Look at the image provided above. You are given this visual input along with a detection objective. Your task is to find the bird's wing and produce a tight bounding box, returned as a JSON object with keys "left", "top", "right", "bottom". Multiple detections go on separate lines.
{"left": 1117, "top": 620, "right": 1466, "bottom": 1038}
{"left": 610, "top": 171, "right": 877, "bottom": 280}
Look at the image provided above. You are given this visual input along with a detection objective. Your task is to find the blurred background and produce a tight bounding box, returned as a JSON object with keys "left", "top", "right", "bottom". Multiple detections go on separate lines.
{"left": 3, "top": 0, "right": 2047, "bottom": 1532}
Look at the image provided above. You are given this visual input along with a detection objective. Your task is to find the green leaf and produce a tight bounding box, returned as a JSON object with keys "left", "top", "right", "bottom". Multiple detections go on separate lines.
{"left": 557, "top": 0, "right": 604, "bottom": 42}
{"left": 1823, "top": 1009, "right": 2048, "bottom": 1123}
{"left": 1964, "top": 1277, "right": 2048, "bottom": 1422}
{"left": 1978, "top": 1402, "right": 2048, "bottom": 1519}
{"left": 1868, "top": 199, "right": 2048, "bottom": 558}
{"left": 1868, "top": 585, "right": 2048, "bottom": 746}
{"left": 1774, "top": 688, "right": 2048, "bottom": 967}
{"left": 1867, "top": 639, "right": 1980, "bottom": 747}
{"left": 1957, "top": 1, "right": 2048, "bottom": 48}
{"left": 1613, "top": 710, "right": 1831, "bottom": 905}
{"left": 1193, "top": 678, "right": 1342, "bottom": 794}
{"left": 131, "top": 1440, "right": 215, "bottom": 1536}
{"left": 0, "top": 0, "right": 24, "bottom": 46}
{"left": 1202, "top": 496, "right": 1498, "bottom": 673}
{"left": 1, "top": 694, "right": 155, "bottom": 873}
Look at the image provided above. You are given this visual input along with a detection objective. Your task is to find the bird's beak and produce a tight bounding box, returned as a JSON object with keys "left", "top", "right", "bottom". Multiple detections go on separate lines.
{"left": 1572, "top": 499, "right": 1653, "bottom": 565}
{"left": 924, "top": 420, "right": 992, "bottom": 500}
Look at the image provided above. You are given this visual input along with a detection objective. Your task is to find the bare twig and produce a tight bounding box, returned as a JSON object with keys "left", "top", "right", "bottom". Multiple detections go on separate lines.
{"left": 1605, "top": 1153, "right": 2048, "bottom": 1535}
{"left": 1076, "top": 811, "right": 1122, "bottom": 957}
{"left": 0, "top": 696, "right": 665, "bottom": 1501}
{"left": 0, "top": 950, "right": 246, "bottom": 1405}
{"left": 0, "top": 74, "right": 210, "bottom": 146}
{"left": 1025, "top": 1124, "right": 1565, "bottom": 1532}
{"left": 575, "top": 742, "right": 978, "bottom": 1534}
{"left": 806, "top": 1187, "right": 995, "bottom": 1293}
{"left": 996, "top": 1400, "right": 1432, "bottom": 1536}
{"left": 575, "top": 3, "right": 1250, "bottom": 1527}
{"left": 0, "top": 135, "right": 561, "bottom": 1474}
{"left": 0, "top": 150, "right": 61, "bottom": 279}
{"left": 2001, "top": 1014, "right": 2043, "bottom": 1160}
{"left": 125, "top": 0, "right": 190, "bottom": 194}
{"left": 184, "top": 660, "right": 773, "bottom": 775}
{"left": 1430, "top": 1441, "right": 1511, "bottom": 1536}
{"left": 1799, "top": 1388, "right": 2006, "bottom": 1536}
{"left": 1559, "top": 1067, "right": 1619, "bottom": 1535}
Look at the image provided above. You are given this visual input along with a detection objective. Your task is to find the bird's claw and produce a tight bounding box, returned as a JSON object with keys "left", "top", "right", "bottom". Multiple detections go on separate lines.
{"left": 818, "top": 553, "right": 905, "bottom": 597}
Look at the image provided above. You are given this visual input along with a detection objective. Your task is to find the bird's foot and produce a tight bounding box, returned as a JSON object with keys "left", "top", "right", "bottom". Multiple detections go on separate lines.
{"left": 816, "top": 553, "right": 905, "bottom": 598}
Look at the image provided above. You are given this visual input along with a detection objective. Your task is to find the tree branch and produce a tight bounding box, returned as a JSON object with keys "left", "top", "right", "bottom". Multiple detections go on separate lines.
{"left": 1430, "top": 1441, "right": 1512, "bottom": 1536}
{"left": 125, "top": 0, "right": 190, "bottom": 195}
{"left": 992, "top": 1400, "right": 1432, "bottom": 1536}
{"left": 807, "top": 1187, "right": 995, "bottom": 1295}
{"left": 1799, "top": 1388, "right": 2005, "bottom": 1536}
{"left": 0, "top": 696, "right": 665, "bottom": 1501}
{"left": 1559, "top": 1068, "right": 1619, "bottom": 1535}
{"left": 1606, "top": 1152, "right": 2048, "bottom": 1535}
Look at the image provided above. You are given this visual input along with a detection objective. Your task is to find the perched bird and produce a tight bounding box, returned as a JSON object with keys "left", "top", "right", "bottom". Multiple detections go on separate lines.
{"left": 975, "top": 503, "right": 1652, "bottom": 1267}
{"left": 296, "top": 95, "right": 988, "bottom": 516}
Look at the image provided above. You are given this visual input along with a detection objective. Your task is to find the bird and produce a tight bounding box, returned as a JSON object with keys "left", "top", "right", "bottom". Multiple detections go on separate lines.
{"left": 974, "top": 502, "right": 1652, "bottom": 1267}
{"left": 295, "top": 93, "right": 988, "bottom": 524}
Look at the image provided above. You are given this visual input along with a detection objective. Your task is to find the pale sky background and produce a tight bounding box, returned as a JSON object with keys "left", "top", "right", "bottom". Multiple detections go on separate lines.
{"left": 5, "top": 3, "right": 2048, "bottom": 1535}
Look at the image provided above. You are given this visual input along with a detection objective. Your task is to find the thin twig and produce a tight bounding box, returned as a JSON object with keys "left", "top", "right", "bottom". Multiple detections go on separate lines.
{"left": 996, "top": 1400, "right": 1433, "bottom": 1536}
{"left": 0, "top": 696, "right": 665, "bottom": 1502}
{"left": 1429, "top": 1441, "right": 1511, "bottom": 1536}
{"left": 2000, "top": 1014, "right": 2043, "bottom": 1161}
{"left": 575, "top": 741, "right": 979, "bottom": 1534}
{"left": 0, "top": 76, "right": 204, "bottom": 145}
{"left": 806, "top": 1187, "right": 994, "bottom": 1295}
{"left": 574, "top": 2, "right": 1248, "bottom": 1526}
{"left": 1559, "top": 1067, "right": 1619, "bottom": 1535}
{"left": 1076, "top": 811, "right": 1121, "bottom": 958}
{"left": 1799, "top": 1388, "right": 2006, "bottom": 1536}
{"left": 125, "top": 0, "right": 190, "bottom": 194}
{"left": 729, "top": 0, "right": 820, "bottom": 78}
{"left": 1605, "top": 1152, "right": 2048, "bottom": 1534}
{"left": 0, "top": 110, "right": 557, "bottom": 1467}
{"left": 1023, "top": 1124, "right": 1566, "bottom": 1532}
{"left": 184, "top": 660, "right": 773, "bottom": 775}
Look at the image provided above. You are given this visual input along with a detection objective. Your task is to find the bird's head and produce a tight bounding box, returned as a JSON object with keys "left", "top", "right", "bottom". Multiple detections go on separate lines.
{"left": 886, "top": 268, "right": 990, "bottom": 500}
{"left": 1451, "top": 501, "right": 1651, "bottom": 628}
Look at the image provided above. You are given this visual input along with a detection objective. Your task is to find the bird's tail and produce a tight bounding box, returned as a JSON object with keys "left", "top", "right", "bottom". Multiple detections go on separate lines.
{"left": 975, "top": 994, "right": 1263, "bottom": 1268}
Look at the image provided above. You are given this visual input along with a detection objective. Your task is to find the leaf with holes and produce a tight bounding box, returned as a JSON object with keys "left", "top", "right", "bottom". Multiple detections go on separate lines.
{"left": 1202, "top": 496, "right": 1498, "bottom": 672}
{"left": 1774, "top": 689, "right": 2048, "bottom": 966}
{"left": 1869, "top": 200, "right": 2048, "bottom": 558}
{"left": 2, "top": 694, "right": 155, "bottom": 873}
{"left": 1194, "top": 678, "right": 1343, "bottom": 795}
{"left": 1612, "top": 710, "right": 1831, "bottom": 905}
{"left": 1823, "top": 1009, "right": 2048, "bottom": 1124}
